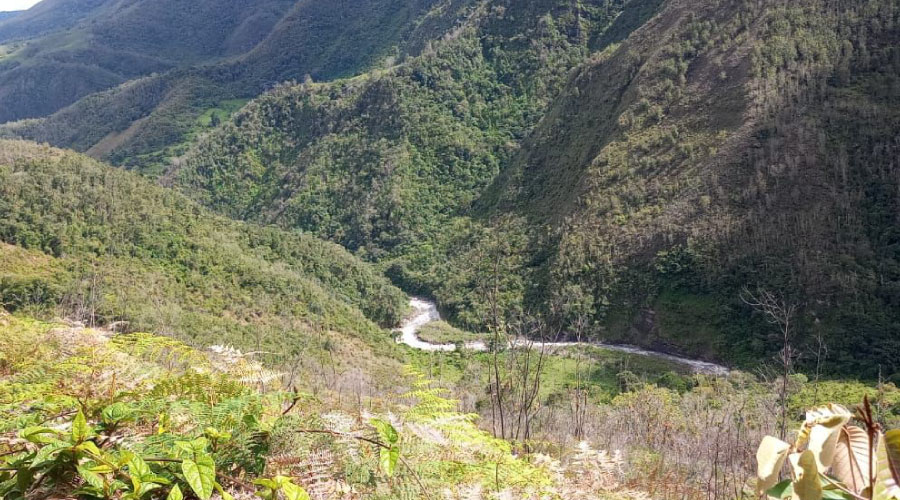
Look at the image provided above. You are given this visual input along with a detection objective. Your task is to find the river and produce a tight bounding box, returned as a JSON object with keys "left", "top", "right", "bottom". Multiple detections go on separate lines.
{"left": 397, "top": 297, "right": 729, "bottom": 375}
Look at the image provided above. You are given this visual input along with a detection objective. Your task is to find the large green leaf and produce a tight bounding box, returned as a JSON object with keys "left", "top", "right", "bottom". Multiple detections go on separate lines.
{"left": 19, "top": 426, "right": 61, "bottom": 444}
{"left": 128, "top": 454, "right": 152, "bottom": 480}
{"left": 371, "top": 418, "right": 399, "bottom": 445}
{"left": 182, "top": 454, "right": 215, "bottom": 500}
{"left": 77, "top": 465, "right": 105, "bottom": 490}
{"left": 758, "top": 435, "right": 791, "bottom": 494}
{"left": 31, "top": 441, "right": 69, "bottom": 468}
{"left": 875, "top": 430, "right": 900, "bottom": 500}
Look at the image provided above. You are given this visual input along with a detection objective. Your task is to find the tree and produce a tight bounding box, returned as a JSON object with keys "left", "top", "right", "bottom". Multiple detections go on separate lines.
{"left": 742, "top": 286, "right": 798, "bottom": 440}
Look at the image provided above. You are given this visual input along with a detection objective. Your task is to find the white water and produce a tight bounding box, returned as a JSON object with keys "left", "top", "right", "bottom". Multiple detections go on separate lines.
{"left": 396, "top": 298, "right": 729, "bottom": 375}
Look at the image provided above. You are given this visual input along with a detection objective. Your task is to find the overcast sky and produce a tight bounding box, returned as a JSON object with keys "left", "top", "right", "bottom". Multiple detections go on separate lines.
{"left": 0, "top": 0, "right": 41, "bottom": 12}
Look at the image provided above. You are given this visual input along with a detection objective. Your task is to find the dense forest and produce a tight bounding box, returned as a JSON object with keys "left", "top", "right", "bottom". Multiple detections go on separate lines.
{"left": 1, "top": 0, "right": 900, "bottom": 498}
{"left": 0, "top": 140, "right": 408, "bottom": 369}
{"left": 166, "top": 0, "right": 900, "bottom": 375}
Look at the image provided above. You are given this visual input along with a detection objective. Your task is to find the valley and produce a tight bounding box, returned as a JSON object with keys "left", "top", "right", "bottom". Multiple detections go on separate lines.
{"left": 0, "top": 0, "right": 898, "bottom": 498}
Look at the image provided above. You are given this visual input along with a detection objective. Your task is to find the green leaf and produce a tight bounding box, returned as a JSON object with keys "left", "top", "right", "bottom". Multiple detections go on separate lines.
{"left": 281, "top": 480, "right": 310, "bottom": 500}
{"left": 379, "top": 445, "right": 400, "bottom": 477}
{"left": 371, "top": 418, "right": 399, "bottom": 445}
{"left": 166, "top": 484, "right": 183, "bottom": 500}
{"left": 214, "top": 481, "right": 234, "bottom": 500}
{"left": 203, "top": 427, "right": 231, "bottom": 441}
{"left": 87, "top": 463, "right": 114, "bottom": 474}
{"left": 252, "top": 478, "right": 279, "bottom": 489}
{"left": 137, "top": 482, "right": 161, "bottom": 497}
{"left": 173, "top": 441, "right": 194, "bottom": 457}
{"left": 768, "top": 479, "right": 793, "bottom": 499}
{"left": 102, "top": 403, "right": 134, "bottom": 425}
{"left": 19, "top": 426, "right": 60, "bottom": 444}
{"left": 182, "top": 454, "right": 215, "bottom": 500}
{"left": 31, "top": 441, "right": 69, "bottom": 467}
{"left": 72, "top": 409, "right": 93, "bottom": 442}
{"left": 76, "top": 441, "right": 103, "bottom": 458}
{"left": 190, "top": 437, "right": 210, "bottom": 453}
{"left": 77, "top": 465, "right": 105, "bottom": 490}
{"left": 128, "top": 454, "right": 152, "bottom": 480}
{"left": 143, "top": 475, "right": 171, "bottom": 485}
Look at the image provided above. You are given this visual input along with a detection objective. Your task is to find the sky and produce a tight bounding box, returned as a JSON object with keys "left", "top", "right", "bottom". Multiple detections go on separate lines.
{"left": 0, "top": 0, "right": 41, "bottom": 12}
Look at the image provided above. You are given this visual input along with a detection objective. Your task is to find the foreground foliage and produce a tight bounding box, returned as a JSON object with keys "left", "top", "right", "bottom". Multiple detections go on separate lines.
{"left": 757, "top": 399, "right": 900, "bottom": 500}
{"left": 0, "top": 312, "right": 652, "bottom": 499}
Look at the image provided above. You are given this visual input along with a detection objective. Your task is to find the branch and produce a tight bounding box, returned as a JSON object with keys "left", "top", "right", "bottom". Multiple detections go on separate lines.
{"left": 296, "top": 429, "right": 431, "bottom": 499}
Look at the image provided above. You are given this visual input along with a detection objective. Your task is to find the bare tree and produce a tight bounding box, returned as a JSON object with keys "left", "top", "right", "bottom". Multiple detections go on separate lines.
{"left": 506, "top": 315, "right": 559, "bottom": 448}
{"left": 568, "top": 316, "right": 589, "bottom": 441}
{"left": 741, "top": 286, "right": 798, "bottom": 439}
{"left": 811, "top": 317, "right": 827, "bottom": 405}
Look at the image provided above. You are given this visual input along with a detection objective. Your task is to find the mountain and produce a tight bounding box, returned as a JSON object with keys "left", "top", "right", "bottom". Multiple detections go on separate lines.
{"left": 483, "top": 0, "right": 900, "bottom": 375}
{"left": 170, "top": 0, "right": 633, "bottom": 250}
{"left": 0, "top": 0, "right": 449, "bottom": 173}
{"left": 165, "top": 0, "right": 900, "bottom": 375}
{"left": 0, "top": 0, "right": 897, "bottom": 375}
{"left": 0, "top": 140, "right": 408, "bottom": 365}
{"left": 0, "top": 0, "right": 297, "bottom": 122}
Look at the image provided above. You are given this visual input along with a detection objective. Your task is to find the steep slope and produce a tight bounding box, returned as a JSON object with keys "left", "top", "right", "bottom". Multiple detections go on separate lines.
{"left": 479, "top": 0, "right": 900, "bottom": 373}
{"left": 0, "top": 0, "right": 107, "bottom": 42}
{"left": 0, "top": 0, "right": 298, "bottom": 123}
{"left": 169, "top": 0, "right": 644, "bottom": 252}
{"left": 0, "top": 140, "right": 408, "bottom": 360}
{"left": 0, "top": 0, "right": 446, "bottom": 173}
{"left": 170, "top": 0, "right": 900, "bottom": 375}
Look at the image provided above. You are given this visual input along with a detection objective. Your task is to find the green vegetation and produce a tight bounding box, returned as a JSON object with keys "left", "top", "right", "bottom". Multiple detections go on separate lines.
{"left": 0, "top": 0, "right": 447, "bottom": 172}
{"left": 171, "top": 0, "right": 900, "bottom": 377}
{"left": 0, "top": 0, "right": 296, "bottom": 123}
{"left": 174, "top": 0, "right": 629, "bottom": 250}
{"left": 415, "top": 320, "right": 485, "bottom": 345}
{"left": 1, "top": 314, "right": 603, "bottom": 499}
{"left": 1, "top": 0, "right": 899, "bottom": 495}
{"left": 0, "top": 140, "right": 407, "bottom": 370}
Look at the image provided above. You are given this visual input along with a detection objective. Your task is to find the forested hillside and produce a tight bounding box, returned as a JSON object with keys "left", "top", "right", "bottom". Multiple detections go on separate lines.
{"left": 0, "top": 0, "right": 449, "bottom": 173}
{"left": 483, "top": 0, "right": 900, "bottom": 374}
{"left": 172, "top": 0, "right": 637, "bottom": 251}
{"left": 0, "top": 0, "right": 296, "bottom": 123}
{"left": 3, "top": 0, "right": 900, "bottom": 498}
{"left": 0, "top": 140, "right": 408, "bottom": 373}
{"left": 168, "top": 0, "right": 900, "bottom": 375}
